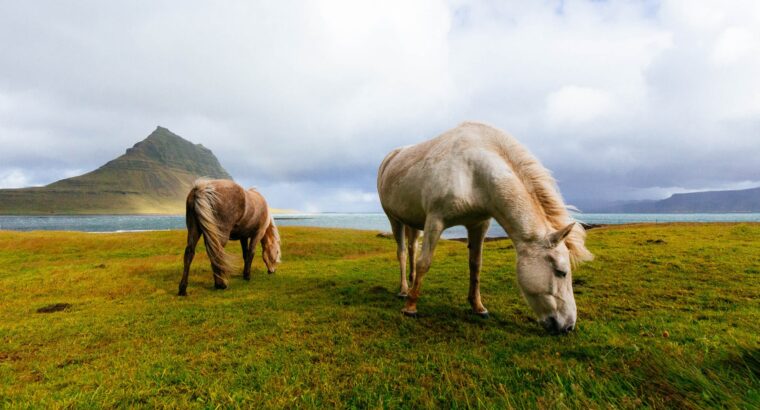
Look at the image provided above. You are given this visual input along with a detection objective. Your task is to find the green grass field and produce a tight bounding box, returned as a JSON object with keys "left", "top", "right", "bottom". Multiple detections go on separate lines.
{"left": 0, "top": 224, "right": 758, "bottom": 408}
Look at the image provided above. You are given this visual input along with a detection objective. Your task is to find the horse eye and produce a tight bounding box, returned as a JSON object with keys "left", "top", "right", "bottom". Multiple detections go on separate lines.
{"left": 554, "top": 268, "right": 567, "bottom": 278}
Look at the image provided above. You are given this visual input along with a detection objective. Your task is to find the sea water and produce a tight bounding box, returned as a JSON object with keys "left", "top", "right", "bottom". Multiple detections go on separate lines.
{"left": 1, "top": 213, "right": 759, "bottom": 239}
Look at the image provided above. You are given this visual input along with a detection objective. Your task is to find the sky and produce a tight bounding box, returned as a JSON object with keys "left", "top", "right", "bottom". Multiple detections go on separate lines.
{"left": 1, "top": 0, "right": 759, "bottom": 212}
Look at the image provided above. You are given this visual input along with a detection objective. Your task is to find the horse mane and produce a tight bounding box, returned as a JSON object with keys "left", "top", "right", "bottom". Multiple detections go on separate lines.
{"left": 262, "top": 214, "right": 281, "bottom": 267}
{"left": 469, "top": 122, "right": 593, "bottom": 266}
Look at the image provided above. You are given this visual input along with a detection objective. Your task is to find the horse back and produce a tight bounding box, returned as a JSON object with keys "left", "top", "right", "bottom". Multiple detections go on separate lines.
{"left": 377, "top": 122, "right": 514, "bottom": 226}
{"left": 187, "top": 179, "right": 247, "bottom": 235}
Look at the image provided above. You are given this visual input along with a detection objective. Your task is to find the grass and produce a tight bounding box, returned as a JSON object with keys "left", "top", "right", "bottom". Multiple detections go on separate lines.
{"left": 0, "top": 223, "right": 758, "bottom": 408}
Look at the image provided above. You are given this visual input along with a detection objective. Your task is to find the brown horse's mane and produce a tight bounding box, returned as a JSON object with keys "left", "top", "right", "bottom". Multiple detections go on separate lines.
{"left": 262, "top": 215, "right": 281, "bottom": 263}
{"left": 466, "top": 122, "right": 593, "bottom": 266}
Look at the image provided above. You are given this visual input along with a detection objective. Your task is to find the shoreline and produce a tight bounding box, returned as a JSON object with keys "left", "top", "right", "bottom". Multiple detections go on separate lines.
{"left": 2, "top": 217, "right": 759, "bottom": 235}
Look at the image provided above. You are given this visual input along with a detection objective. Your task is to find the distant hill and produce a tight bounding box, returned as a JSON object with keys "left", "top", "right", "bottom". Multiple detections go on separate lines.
{"left": 592, "top": 186, "right": 760, "bottom": 213}
{"left": 0, "top": 127, "right": 232, "bottom": 214}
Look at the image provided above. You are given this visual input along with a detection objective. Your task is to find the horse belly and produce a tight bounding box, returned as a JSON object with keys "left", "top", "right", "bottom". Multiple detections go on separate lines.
{"left": 229, "top": 219, "right": 261, "bottom": 241}
{"left": 380, "top": 160, "right": 487, "bottom": 229}
{"left": 380, "top": 186, "right": 427, "bottom": 229}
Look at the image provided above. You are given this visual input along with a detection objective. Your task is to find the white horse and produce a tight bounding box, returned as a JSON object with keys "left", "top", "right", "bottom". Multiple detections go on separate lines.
{"left": 377, "top": 122, "right": 593, "bottom": 334}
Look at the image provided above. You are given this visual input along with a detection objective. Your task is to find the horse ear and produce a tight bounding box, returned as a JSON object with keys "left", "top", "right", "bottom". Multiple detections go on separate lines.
{"left": 549, "top": 223, "right": 575, "bottom": 247}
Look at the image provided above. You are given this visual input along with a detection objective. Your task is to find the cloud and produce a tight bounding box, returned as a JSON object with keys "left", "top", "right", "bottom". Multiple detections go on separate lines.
{"left": 0, "top": 169, "right": 32, "bottom": 189}
{"left": 712, "top": 27, "right": 759, "bottom": 64}
{"left": 256, "top": 182, "right": 379, "bottom": 213}
{"left": 1, "top": 1, "right": 759, "bottom": 211}
{"left": 546, "top": 86, "right": 616, "bottom": 126}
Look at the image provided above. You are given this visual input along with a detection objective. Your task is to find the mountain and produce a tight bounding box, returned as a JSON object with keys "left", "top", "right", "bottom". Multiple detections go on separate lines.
{"left": 591, "top": 186, "right": 760, "bottom": 213}
{"left": 0, "top": 126, "right": 232, "bottom": 214}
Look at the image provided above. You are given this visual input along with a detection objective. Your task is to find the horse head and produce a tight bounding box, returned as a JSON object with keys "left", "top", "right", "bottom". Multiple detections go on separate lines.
{"left": 516, "top": 222, "right": 577, "bottom": 335}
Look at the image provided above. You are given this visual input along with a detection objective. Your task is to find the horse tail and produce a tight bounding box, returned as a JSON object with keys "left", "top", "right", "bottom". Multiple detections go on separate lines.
{"left": 192, "top": 179, "right": 234, "bottom": 281}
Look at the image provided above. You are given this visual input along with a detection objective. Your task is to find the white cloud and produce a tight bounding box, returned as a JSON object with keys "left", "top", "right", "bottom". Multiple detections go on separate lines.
{"left": 1, "top": 0, "right": 759, "bottom": 210}
{"left": 0, "top": 167, "right": 85, "bottom": 189}
{"left": 334, "top": 190, "right": 378, "bottom": 204}
{"left": 546, "top": 86, "right": 616, "bottom": 126}
{"left": 712, "top": 27, "right": 758, "bottom": 64}
{"left": 0, "top": 169, "right": 32, "bottom": 189}
{"left": 256, "top": 181, "right": 379, "bottom": 212}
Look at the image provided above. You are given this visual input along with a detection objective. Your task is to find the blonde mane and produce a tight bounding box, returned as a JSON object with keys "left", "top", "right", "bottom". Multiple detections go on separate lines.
{"left": 475, "top": 122, "right": 593, "bottom": 266}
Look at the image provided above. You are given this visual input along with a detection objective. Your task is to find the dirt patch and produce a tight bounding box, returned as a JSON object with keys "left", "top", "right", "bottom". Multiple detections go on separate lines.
{"left": 0, "top": 352, "right": 21, "bottom": 362}
{"left": 36, "top": 303, "right": 72, "bottom": 313}
{"left": 646, "top": 239, "right": 667, "bottom": 244}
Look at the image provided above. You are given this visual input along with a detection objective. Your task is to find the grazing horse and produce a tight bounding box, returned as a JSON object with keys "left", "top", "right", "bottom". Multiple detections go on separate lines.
{"left": 178, "top": 179, "right": 281, "bottom": 296}
{"left": 377, "top": 122, "right": 593, "bottom": 334}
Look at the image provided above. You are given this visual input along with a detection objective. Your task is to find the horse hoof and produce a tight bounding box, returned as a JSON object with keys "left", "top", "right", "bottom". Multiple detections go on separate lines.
{"left": 243, "top": 276, "right": 251, "bottom": 281}
{"left": 178, "top": 290, "right": 187, "bottom": 297}
{"left": 475, "top": 311, "right": 489, "bottom": 319}
{"left": 402, "top": 310, "right": 418, "bottom": 318}
{"left": 267, "top": 270, "right": 275, "bottom": 275}
{"left": 397, "top": 292, "right": 409, "bottom": 299}
{"left": 214, "top": 283, "right": 227, "bottom": 290}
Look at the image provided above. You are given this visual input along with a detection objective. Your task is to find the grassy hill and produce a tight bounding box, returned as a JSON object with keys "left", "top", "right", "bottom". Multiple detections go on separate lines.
{"left": 0, "top": 127, "right": 232, "bottom": 214}
{"left": 0, "top": 224, "right": 757, "bottom": 407}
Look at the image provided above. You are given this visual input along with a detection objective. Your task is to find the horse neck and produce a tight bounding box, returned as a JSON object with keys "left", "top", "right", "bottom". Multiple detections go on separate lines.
{"left": 492, "top": 178, "right": 552, "bottom": 246}
{"left": 246, "top": 190, "right": 269, "bottom": 227}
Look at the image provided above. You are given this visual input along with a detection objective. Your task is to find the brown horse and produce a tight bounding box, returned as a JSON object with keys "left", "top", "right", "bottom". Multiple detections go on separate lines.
{"left": 178, "top": 179, "right": 281, "bottom": 296}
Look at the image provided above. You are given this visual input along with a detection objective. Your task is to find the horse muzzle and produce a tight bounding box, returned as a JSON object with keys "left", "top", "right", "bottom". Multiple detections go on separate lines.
{"left": 542, "top": 316, "right": 575, "bottom": 335}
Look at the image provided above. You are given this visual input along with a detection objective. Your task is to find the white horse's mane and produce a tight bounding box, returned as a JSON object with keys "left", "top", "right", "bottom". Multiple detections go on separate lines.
{"left": 467, "top": 122, "right": 594, "bottom": 266}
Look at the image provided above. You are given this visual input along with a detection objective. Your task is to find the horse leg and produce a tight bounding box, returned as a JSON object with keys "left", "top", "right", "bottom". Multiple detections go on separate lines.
{"left": 405, "top": 225, "right": 421, "bottom": 285}
{"left": 248, "top": 234, "right": 259, "bottom": 275}
{"left": 467, "top": 220, "right": 490, "bottom": 318}
{"left": 241, "top": 238, "right": 252, "bottom": 280}
{"left": 402, "top": 215, "right": 444, "bottom": 316}
{"left": 179, "top": 224, "right": 201, "bottom": 296}
{"left": 388, "top": 218, "right": 409, "bottom": 297}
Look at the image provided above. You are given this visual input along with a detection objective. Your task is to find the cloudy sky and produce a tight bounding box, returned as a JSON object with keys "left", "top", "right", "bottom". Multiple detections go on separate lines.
{"left": 1, "top": 1, "right": 758, "bottom": 211}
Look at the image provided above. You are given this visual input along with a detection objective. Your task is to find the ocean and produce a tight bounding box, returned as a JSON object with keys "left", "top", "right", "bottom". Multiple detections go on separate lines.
{"left": 2, "top": 213, "right": 759, "bottom": 239}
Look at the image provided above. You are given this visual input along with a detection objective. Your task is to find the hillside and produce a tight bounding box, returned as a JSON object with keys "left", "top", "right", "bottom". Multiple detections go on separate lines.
{"left": 0, "top": 127, "right": 232, "bottom": 214}
{"left": 592, "top": 186, "right": 760, "bottom": 213}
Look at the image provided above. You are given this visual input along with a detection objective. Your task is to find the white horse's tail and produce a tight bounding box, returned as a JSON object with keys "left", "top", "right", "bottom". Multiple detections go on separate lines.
{"left": 192, "top": 179, "right": 234, "bottom": 281}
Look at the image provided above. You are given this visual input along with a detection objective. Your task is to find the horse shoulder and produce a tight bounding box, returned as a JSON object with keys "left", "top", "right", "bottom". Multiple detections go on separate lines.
{"left": 247, "top": 190, "right": 269, "bottom": 217}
